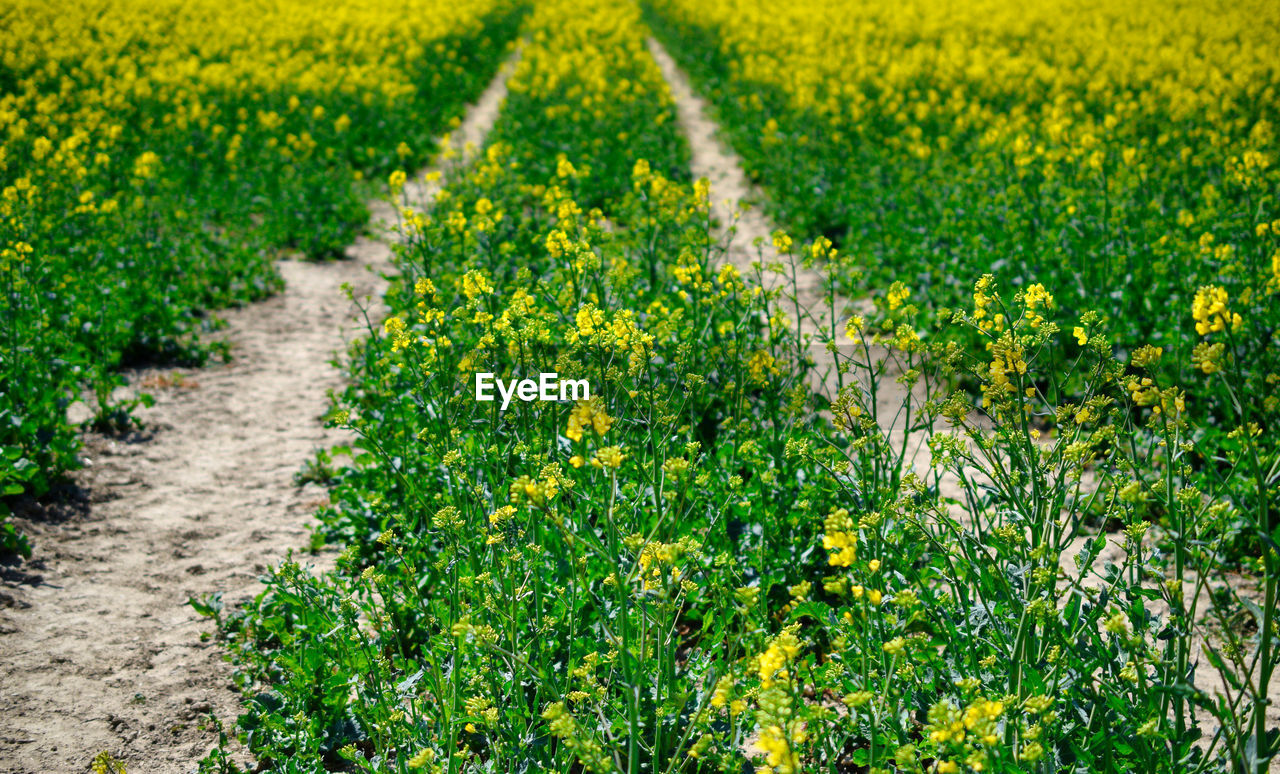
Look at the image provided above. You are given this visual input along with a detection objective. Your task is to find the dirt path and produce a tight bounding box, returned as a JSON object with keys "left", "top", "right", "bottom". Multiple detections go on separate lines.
{"left": 0, "top": 254, "right": 383, "bottom": 774}
{"left": 0, "top": 54, "right": 516, "bottom": 774}
{"left": 647, "top": 39, "right": 833, "bottom": 345}
{"left": 648, "top": 38, "right": 946, "bottom": 487}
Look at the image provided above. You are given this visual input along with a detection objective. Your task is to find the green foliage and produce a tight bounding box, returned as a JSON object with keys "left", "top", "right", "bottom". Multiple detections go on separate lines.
{"left": 643, "top": 0, "right": 1280, "bottom": 564}
{"left": 201, "top": 2, "right": 1278, "bottom": 773}
{"left": 0, "top": 0, "right": 526, "bottom": 552}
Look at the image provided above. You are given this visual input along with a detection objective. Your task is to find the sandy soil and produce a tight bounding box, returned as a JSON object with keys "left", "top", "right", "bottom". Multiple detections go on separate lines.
{"left": 0, "top": 254, "right": 383, "bottom": 774}
{"left": 0, "top": 53, "right": 516, "bottom": 774}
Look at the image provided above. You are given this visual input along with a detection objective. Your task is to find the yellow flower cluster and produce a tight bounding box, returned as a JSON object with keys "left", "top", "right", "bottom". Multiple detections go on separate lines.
{"left": 971, "top": 275, "right": 1004, "bottom": 333}
{"left": 1021, "top": 284, "right": 1054, "bottom": 329}
{"left": 756, "top": 724, "right": 803, "bottom": 774}
{"left": 1191, "top": 285, "right": 1241, "bottom": 336}
{"left": 540, "top": 702, "right": 610, "bottom": 773}
{"left": 3, "top": 0, "right": 506, "bottom": 202}
{"left": 383, "top": 316, "right": 413, "bottom": 352}
{"left": 822, "top": 507, "right": 857, "bottom": 567}
{"left": 983, "top": 333, "right": 1028, "bottom": 409}
{"left": 757, "top": 629, "right": 802, "bottom": 688}
{"left": 461, "top": 270, "right": 495, "bottom": 301}
{"left": 636, "top": 539, "right": 691, "bottom": 589}
{"left": 566, "top": 397, "right": 613, "bottom": 443}
{"left": 923, "top": 696, "right": 1008, "bottom": 772}
{"left": 652, "top": 0, "right": 1279, "bottom": 160}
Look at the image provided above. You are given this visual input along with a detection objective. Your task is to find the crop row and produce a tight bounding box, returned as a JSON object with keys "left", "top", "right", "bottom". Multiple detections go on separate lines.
{"left": 644, "top": 0, "right": 1280, "bottom": 546}
{"left": 0, "top": 0, "right": 524, "bottom": 554}
{"left": 207, "top": 1, "right": 1277, "bottom": 772}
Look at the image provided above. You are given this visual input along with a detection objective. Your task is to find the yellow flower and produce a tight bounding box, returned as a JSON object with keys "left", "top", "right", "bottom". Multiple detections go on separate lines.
{"left": 575, "top": 303, "right": 605, "bottom": 340}
{"left": 757, "top": 725, "right": 800, "bottom": 774}
{"left": 1131, "top": 344, "right": 1163, "bottom": 367}
{"left": 710, "top": 675, "right": 733, "bottom": 708}
{"left": 132, "top": 150, "right": 161, "bottom": 180}
{"left": 461, "top": 270, "right": 494, "bottom": 300}
{"left": 747, "top": 349, "right": 779, "bottom": 385}
{"left": 407, "top": 748, "right": 436, "bottom": 769}
{"left": 887, "top": 281, "right": 909, "bottom": 310}
{"left": 632, "top": 158, "right": 651, "bottom": 184}
{"left": 843, "top": 690, "right": 873, "bottom": 708}
{"left": 1192, "top": 285, "right": 1239, "bottom": 335}
{"left": 383, "top": 316, "right": 411, "bottom": 351}
{"left": 1192, "top": 341, "right": 1225, "bottom": 374}
{"left": 771, "top": 230, "right": 793, "bottom": 253}
{"left": 823, "top": 531, "right": 856, "bottom": 566}
{"left": 758, "top": 629, "right": 802, "bottom": 687}
{"left": 1022, "top": 283, "right": 1054, "bottom": 328}
{"left": 566, "top": 397, "right": 612, "bottom": 442}
{"left": 822, "top": 507, "right": 857, "bottom": 566}
{"left": 590, "top": 445, "right": 625, "bottom": 470}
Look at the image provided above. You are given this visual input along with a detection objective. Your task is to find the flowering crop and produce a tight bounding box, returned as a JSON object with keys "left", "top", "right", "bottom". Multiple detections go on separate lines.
{"left": 645, "top": 0, "right": 1280, "bottom": 550}
{"left": 0, "top": 0, "right": 523, "bottom": 552}
{"left": 192, "top": 3, "right": 1280, "bottom": 774}
{"left": 0, "top": 0, "right": 1217, "bottom": 769}
{"left": 208, "top": 0, "right": 838, "bottom": 769}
